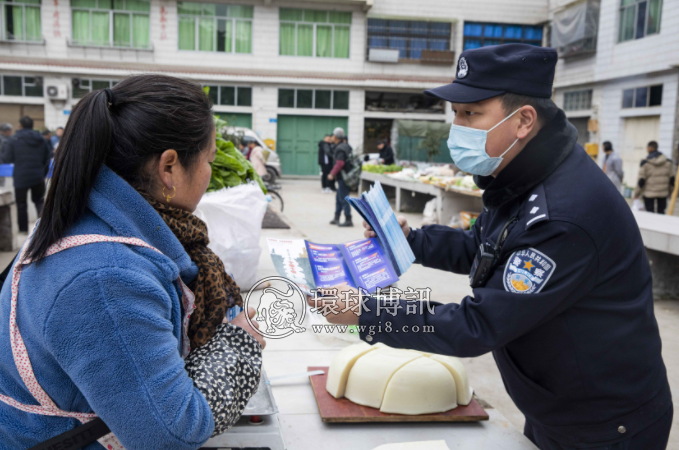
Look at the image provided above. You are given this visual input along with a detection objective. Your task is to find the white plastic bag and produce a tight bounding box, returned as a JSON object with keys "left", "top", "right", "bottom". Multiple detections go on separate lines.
{"left": 632, "top": 198, "right": 645, "bottom": 212}
{"left": 421, "top": 198, "right": 438, "bottom": 226}
{"left": 194, "top": 183, "right": 268, "bottom": 290}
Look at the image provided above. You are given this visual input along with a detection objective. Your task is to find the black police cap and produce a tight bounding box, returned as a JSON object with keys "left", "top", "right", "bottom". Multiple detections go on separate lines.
{"left": 424, "top": 44, "right": 557, "bottom": 103}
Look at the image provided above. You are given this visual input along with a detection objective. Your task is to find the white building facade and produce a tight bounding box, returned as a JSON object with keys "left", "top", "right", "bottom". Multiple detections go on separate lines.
{"left": 0, "top": 0, "right": 548, "bottom": 175}
{"left": 550, "top": 0, "right": 678, "bottom": 190}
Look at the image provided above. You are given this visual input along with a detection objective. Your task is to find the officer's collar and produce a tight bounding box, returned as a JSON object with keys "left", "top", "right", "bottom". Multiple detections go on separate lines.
{"left": 474, "top": 109, "right": 577, "bottom": 209}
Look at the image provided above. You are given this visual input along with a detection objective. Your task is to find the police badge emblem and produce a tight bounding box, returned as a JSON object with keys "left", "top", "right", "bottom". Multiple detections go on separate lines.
{"left": 457, "top": 57, "right": 469, "bottom": 79}
{"left": 503, "top": 248, "right": 556, "bottom": 294}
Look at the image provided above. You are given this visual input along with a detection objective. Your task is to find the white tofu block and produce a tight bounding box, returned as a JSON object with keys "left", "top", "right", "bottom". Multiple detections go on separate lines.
{"left": 429, "top": 355, "right": 472, "bottom": 405}
{"left": 371, "top": 440, "right": 450, "bottom": 450}
{"left": 344, "top": 349, "right": 423, "bottom": 408}
{"left": 326, "top": 342, "right": 382, "bottom": 398}
{"left": 380, "top": 357, "right": 457, "bottom": 415}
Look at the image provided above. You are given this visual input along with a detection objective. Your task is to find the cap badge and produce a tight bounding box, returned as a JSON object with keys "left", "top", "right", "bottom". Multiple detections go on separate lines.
{"left": 457, "top": 57, "right": 469, "bottom": 79}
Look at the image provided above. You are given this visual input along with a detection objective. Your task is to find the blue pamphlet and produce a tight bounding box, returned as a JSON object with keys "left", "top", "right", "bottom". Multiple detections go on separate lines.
{"left": 345, "top": 180, "right": 415, "bottom": 276}
{"left": 267, "top": 237, "right": 399, "bottom": 294}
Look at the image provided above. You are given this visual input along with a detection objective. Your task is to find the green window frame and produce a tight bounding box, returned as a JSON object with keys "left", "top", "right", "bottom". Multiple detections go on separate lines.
{"left": 72, "top": 78, "right": 118, "bottom": 98}
{"left": 0, "top": 74, "right": 43, "bottom": 96}
{"left": 70, "top": 0, "right": 151, "bottom": 49}
{"left": 619, "top": 0, "right": 662, "bottom": 42}
{"left": 203, "top": 85, "right": 252, "bottom": 106}
{"left": 1, "top": 0, "right": 42, "bottom": 42}
{"left": 279, "top": 8, "right": 350, "bottom": 58}
{"left": 178, "top": 2, "right": 252, "bottom": 53}
{"left": 277, "top": 88, "right": 349, "bottom": 109}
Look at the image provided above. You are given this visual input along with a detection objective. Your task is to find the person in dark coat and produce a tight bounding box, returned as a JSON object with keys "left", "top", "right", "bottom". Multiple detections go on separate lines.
{"left": 328, "top": 127, "right": 353, "bottom": 227}
{"left": 377, "top": 139, "right": 395, "bottom": 165}
{"left": 312, "top": 44, "right": 672, "bottom": 450}
{"left": 318, "top": 134, "right": 335, "bottom": 193}
{"left": 2, "top": 116, "right": 52, "bottom": 232}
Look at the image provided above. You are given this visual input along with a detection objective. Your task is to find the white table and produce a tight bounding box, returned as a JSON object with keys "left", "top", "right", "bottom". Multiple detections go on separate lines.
{"left": 263, "top": 328, "right": 537, "bottom": 450}
{"left": 359, "top": 172, "right": 483, "bottom": 225}
{"left": 633, "top": 211, "right": 679, "bottom": 256}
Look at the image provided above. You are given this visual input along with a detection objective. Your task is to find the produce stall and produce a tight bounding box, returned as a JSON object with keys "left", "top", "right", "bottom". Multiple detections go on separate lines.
{"left": 359, "top": 168, "right": 483, "bottom": 226}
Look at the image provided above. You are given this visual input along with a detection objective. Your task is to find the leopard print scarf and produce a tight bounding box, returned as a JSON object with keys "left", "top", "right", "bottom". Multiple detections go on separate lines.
{"left": 142, "top": 193, "right": 243, "bottom": 350}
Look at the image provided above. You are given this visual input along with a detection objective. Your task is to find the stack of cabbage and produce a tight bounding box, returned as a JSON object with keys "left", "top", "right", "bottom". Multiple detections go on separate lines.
{"left": 207, "top": 116, "right": 266, "bottom": 194}
{"left": 326, "top": 342, "right": 472, "bottom": 415}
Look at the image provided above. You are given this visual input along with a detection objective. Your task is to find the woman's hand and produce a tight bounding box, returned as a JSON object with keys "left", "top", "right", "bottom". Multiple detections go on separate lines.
{"left": 227, "top": 307, "right": 266, "bottom": 349}
{"left": 363, "top": 215, "right": 410, "bottom": 239}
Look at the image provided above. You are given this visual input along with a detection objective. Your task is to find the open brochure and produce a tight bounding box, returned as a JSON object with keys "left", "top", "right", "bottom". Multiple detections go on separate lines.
{"left": 267, "top": 237, "right": 399, "bottom": 293}
{"left": 266, "top": 180, "right": 415, "bottom": 294}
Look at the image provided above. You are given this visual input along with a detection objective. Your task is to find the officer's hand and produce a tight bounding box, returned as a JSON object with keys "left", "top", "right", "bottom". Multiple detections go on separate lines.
{"left": 363, "top": 215, "right": 410, "bottom": 239}
{"left": 306, "top": 285, "right": 361, "bottom": 325}
{"left": 227, "top": 307, "right": 267, "bottom": 349}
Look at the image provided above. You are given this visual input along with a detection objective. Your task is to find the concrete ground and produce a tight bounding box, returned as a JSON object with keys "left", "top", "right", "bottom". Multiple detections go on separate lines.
{"left": 0, "top": 177, "right": 677, "bottom": 447}
{"left": 258, "top": 177, "right": 679, "bottom": 448}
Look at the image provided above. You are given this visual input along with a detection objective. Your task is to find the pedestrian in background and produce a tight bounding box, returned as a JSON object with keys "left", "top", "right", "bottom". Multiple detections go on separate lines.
{"left": 319, "top": 134, "right": 335, "bottom": 193}
{"left": 602, "top": 141, "right": 623, "bottom": 193}
{"left": 42, "top": 129, "right": 54, "bottom": 152}
{"left": 1, "top": 116, "right": 52, "bottom": 232}
{"left": 50, "top": 126, "right": 63, "bottom": 149}
{"left": 634, "top": 141, "right": 674, "bottom": 214}
{"left": 242, "top": 136, "right": 267, "bottom": 178}
{"left": 377, "top": 139, "right": 395, "bottom": 165}
{"left": 328, "top": 127, "right": 353, "bottom": 227}
{"left": 0, "top": 123, "right": 12, "bottom": 188}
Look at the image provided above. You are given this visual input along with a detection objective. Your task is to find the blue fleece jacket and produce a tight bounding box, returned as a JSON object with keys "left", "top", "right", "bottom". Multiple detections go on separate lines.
{"left": 0, "top": 166, "right": 215, "bottom": 449}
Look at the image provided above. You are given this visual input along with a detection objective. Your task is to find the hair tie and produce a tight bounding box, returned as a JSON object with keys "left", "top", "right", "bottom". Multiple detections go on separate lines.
{"left": 104, "top": 88, "right": 115, "bottom": 109}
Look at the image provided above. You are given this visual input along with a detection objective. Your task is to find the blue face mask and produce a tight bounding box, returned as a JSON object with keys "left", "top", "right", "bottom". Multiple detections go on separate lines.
{"left": 447, "top": 108, "right": 521, "bottom": 176}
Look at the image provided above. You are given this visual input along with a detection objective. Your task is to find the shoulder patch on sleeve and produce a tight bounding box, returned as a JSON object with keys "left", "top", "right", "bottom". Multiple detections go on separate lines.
{"left": 525, "top": 184, "right": 549, "bottom": 230}
{"left": 503, "top": 248, "right": 556, "bottom": 294}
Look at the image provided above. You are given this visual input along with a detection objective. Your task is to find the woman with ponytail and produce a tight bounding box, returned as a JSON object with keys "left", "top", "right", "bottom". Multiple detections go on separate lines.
{"left": 0, "top": 74, "right": 265, "bottom": 449}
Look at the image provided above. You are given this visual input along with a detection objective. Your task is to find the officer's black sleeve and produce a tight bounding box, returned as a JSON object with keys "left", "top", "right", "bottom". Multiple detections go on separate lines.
{"left": 360, "top": 220, "right": 598, "bottom": 357}
{"left": 406, "top": 216, "right": 482, "bottom": 274}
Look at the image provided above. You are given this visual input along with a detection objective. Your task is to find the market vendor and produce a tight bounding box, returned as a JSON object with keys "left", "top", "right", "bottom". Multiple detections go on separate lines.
{"left": 377, "top": 139, "right": 394, "bottom": 165}
{"left": 311, "top": 44, "right": 672, "bottom": 450}
{"left": 0, "top": 74, "right": 265, "bottom": 449}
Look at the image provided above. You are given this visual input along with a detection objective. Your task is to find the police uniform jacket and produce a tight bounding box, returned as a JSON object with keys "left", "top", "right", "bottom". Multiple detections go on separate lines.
{"left": 358, "top": 110, "right": 671, "bottom": 446}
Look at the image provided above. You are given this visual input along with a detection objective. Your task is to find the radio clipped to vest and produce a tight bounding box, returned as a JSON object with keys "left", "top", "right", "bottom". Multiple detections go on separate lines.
{"left": 469, "top": 217, "right": 518, "bottom": 288}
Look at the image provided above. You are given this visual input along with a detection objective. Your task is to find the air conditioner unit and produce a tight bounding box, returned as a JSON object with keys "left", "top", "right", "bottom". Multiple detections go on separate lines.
{"left": 46, "top": 85, "right": 68, "bottom": 100}
{"left": 368, "top": 48, "right": 400, "bottom": 63}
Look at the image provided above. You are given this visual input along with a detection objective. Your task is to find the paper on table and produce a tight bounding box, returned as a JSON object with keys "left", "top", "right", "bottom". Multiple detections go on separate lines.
{"left": 371, "top": 440, "right": 450, "bottom": 450}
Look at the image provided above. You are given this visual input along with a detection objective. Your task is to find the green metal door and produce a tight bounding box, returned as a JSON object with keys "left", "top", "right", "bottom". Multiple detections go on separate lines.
{"left": 216, "top": 113, "right": 252, "bottom": 129}
{"left": 277, "top": 115, "right": 348, "bottom": 175}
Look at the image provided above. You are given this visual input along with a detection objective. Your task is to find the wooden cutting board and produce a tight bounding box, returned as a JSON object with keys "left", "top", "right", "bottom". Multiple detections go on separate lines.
{"left": 308, "top": 366, "right": 489, "bottom": 423}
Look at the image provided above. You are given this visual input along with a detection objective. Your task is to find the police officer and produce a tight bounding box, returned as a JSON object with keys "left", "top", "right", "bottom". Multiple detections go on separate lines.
{"left": 310, "top": 44, "right": 672, "bottom": 450}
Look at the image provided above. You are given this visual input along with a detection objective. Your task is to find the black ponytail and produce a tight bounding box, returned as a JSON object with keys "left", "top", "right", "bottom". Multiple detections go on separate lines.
{"left": 26, "top": 74, "right": 214, "bottom": 261}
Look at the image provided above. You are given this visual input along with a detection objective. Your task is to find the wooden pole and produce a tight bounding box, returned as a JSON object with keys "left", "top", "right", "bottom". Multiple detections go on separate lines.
{"left": 668, "top": 165, "right": 679, "bottom": 216}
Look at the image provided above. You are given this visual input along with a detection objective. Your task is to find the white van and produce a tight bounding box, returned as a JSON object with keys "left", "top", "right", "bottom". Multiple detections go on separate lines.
{"left": 226, "top": 127, "right": 281, "bottom": 182}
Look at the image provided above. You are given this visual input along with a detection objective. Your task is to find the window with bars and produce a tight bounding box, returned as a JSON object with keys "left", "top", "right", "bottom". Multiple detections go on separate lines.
{"left": 0, "top": 74, "right": 42, "bottom": 96}
{"left": 279, "top": 8, "right": 351, "bottom": 58}
{"left": 72, "top": 78, "right": 118, "bottom": 98}
{"left": 563, "top": 89, "right": 593, "bottom": 111}
{"left": 619, "top": 0, "right": 662, "bottom": 42}
{"left": 1, "top": 0, "right": 42, "bottom": 42}
{"left": 278, "top": 88, "right": 349, "bottom": 109}
{"left": 204, "top": 85, "right": 252, "bottom": 106}
{"left": 178, "top": 2, "right": 252, "bottom": 53}
{"left": 366, "top": 19, "right": 451, "bottom": 60}
{"left": 71, "top": 0, "right": 150, "bottom": 48}
{"left": 463, "top": 22, "right": 543, "bottom": 50}
{"left": 622, "top": 84, "right": 662, "bottom": 108}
